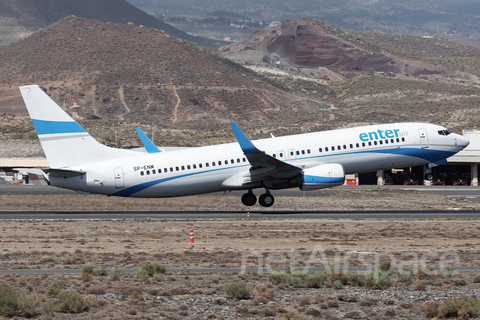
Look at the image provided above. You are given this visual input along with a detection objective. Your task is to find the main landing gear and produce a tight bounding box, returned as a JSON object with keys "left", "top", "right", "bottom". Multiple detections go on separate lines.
{"left": 241, "top": 189, "right": 275, "bottom": 207}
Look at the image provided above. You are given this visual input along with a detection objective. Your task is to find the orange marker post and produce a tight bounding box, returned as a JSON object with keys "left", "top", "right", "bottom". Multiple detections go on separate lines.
{"left": 189, "top": 229, "right": 194, "bottom": 243}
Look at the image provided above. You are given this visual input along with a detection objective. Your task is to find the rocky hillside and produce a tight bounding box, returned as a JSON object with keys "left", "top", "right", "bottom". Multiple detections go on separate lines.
{"left": 2, "top": 17, "right": 480, "bottom": 151}
{"left": 0, "top": 0, "right": 224, "bottom": 50}
{"left": 221, "top": 18, "right": 480, "bottom": 80}
{"left": 0, "top": 17, "right": 327, "bottom": 147}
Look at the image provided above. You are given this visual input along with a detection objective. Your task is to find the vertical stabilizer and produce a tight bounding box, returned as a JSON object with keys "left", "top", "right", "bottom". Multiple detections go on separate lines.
{"left": 20, "top": 85, "right": 137, "bottom": 168}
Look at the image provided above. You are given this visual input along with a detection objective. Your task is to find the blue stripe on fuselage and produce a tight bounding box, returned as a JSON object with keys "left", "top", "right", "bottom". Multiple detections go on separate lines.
{"left": 110, "top": 146, "right": 455, "bottom": 197}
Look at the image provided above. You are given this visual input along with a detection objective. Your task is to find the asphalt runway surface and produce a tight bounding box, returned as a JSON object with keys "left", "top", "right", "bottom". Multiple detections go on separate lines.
{"left": 1, "top": 184, "right": 480, "bottom": 219}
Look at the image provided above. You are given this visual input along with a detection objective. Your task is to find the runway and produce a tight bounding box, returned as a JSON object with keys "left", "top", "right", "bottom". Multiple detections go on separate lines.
{"left": 0, "top": 209, "right": 480, "bottom": 219}
{"left": 1, "top": 184, "right": 480, "bottom": 219}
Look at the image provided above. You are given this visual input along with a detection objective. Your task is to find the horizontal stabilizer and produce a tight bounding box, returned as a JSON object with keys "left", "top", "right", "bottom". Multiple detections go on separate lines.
{"left": 43, "top": 168, "right": 86, "bottom": 178}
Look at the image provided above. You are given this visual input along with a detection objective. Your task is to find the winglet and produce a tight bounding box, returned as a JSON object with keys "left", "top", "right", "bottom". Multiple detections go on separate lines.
{"left": 135, "top": 128, "right": 160, "bottom": 154}
{"left": 230, "top": 122, "right": 262, "bottom": 155}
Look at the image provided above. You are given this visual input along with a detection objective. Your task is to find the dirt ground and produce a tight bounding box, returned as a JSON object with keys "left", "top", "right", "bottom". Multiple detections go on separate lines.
{"left": 1, "top": 189, "right": 480, "bottom": 319}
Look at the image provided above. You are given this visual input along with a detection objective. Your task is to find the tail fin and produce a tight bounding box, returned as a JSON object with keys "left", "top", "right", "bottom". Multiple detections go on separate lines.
{"left": 20, "top": 85, "right": 137, "bottom": 168}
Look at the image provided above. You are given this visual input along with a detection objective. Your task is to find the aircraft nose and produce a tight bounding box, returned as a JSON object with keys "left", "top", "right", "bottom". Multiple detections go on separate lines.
{"left": 455, "top": 134, "right": 469, "bottom": 149}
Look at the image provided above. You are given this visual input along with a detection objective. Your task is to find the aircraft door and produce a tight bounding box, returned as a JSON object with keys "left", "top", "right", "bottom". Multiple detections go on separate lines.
{"left": 114, "top": 167, "right": 124, "bottom": 188}
{"left": 418, "top": 128, "right": 429, "bottom": 148}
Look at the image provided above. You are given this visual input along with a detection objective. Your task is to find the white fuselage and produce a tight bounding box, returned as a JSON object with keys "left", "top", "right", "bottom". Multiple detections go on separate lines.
{"left": 49, "top": 122, "right": 468, "bottom": 198}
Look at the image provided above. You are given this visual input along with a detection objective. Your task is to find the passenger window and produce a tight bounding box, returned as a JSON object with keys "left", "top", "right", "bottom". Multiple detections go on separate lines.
{"left": 379, "top": 140, "right": 383, "bottom": 145}
{"left": 343, "top": 145, "right": 346, "bottom": 149}
{"left": 237, "top": 159, "right": 240, "bottom": 163}
{"left": 193, "top": 164, "right": 196, "bottom": 169}
{"left": 356, "top": 143, "right": 359, "bottom": 148}
{"left": 319, "top": 148, "right": 322, "bottom": 152}
{"left": 337, "top": 145, "right": 341, "bottom": 150}
{"left": 218, "top": 161, "right": 221, "bottom": 165}
{"left": 225, "top": 160, "right": 228, "bottom": 164}
{"left": 212, "top": 162, "right": 215, "bottom": 166}
{"left": 199, "top": 164, "right": 203, "bottom": 168}
{"left": 170, "top": 167, "right": 173, "bottom": 172}
{"left": 296, "top": 151, "right": 300, "bottom": 155}
{"left": 301, "top": 150, "right": 305, "bottom": 155}
{"left": 307, "top": 149, "right": 310, "bottom": 154}
{"left": 290, "top": 151, "right": 294, "bottom": 156}
{"left": 402, "top": 137, "right": 405, "bottom": 142}
{"left": 350, "top": 144, "right": 353, "bottom": 148}
{"left": 374, "top": 141, "right": 377, "bottom": 145}
{"left": 332, "top": 146, "right": 335, "bottom": 151}
{"left": 231, "top": 159, "right": 234, "bottom": 164}
{"left": 385, "top": 140, "right": 388, "bottom": 144}
{"left": 147, "top": 170, "right": 150, "bottom": 175}
{"left": 187, "top": 165, "right": 191, "bottom": 169}
{"left": 243, "top": 158, "right": 246, "bottom": 162}
{"left": 280, "top": 152, "right": 284, "bottom": 157}
{"left": 176, "top": 167, "right": 179, "bottom": 171}
{"left": 396, "top": 138, "right": 399, "bottom": 142}
{"left": 368, "top": 142, "right": 372, "bottom": 146}
{"left": 181, "top": 166, "right": 185, "bottom": 170}
{"left": 206, "top": 163, "right": 209, "bottom": 167}
{"left": 362, "top": 142, "right": 365, "bottom": 147}
{"left": 164, "top": 168, "right": 167, "bottom": 173}
{"left": 152, "top": 169, "right": 156, "bottom": 174}
{"left": 141, "top": 171, "right": 144, "bottom": 176}
{"left": 391, "top": 139, "right": 394, "bottom": 143}
{"left": 325, "top": 147, "right": 329, "bottom": 151}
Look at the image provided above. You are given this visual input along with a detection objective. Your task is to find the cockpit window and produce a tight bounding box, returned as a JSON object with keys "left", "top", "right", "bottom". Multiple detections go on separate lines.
{"left": 438, "top": 130, "right": 451, "bottom": 136}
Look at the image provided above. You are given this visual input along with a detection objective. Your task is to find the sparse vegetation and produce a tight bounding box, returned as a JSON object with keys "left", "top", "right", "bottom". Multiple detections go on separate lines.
{"left": 56, "top": 292, "right": 90, "bottom": 313}
{"left": 222, "top": 281, "right": 250, "bottom": 300}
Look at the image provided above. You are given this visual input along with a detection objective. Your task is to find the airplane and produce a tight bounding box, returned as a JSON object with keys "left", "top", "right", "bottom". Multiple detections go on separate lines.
{"left": 19, "top": 85, "right": 469, "bottom": 207}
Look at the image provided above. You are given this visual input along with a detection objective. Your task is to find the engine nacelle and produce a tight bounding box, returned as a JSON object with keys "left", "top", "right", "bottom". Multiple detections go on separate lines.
{"left": 298, "top": 164, "right": 345, "bottom": 191}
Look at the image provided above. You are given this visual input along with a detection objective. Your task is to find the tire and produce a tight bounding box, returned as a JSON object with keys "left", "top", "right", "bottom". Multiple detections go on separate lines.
{"left": 259, "top": 194, "right": 274, "bottom": 207}
{"left": 425, "top": 173, "right": 433, "bottom": 180}
{"left": 241, "top": 193, "right": 256, "bottom": 206}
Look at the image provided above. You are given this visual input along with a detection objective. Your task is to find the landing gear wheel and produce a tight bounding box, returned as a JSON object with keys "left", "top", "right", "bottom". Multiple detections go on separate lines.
{"left": 425, "top": 173, "right": 433, "bottom": 180}
{"left": 259, "top": 194, "right": 275, "bottom": 207}
{"left": 241, "top": 193, "right": 257, "bottom": 206}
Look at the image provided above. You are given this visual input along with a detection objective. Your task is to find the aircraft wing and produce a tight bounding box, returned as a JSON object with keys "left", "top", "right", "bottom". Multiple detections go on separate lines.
{"left": 229, "top": 122, "right": 303, "bottom": 184}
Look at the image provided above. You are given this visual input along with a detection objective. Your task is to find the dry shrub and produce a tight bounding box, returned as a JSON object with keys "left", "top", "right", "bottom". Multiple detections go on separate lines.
{"left": 213, "top": 297, "right": 227, "bottom": 305}
{"left": 417, "top": 268, "right": 434, "bottom": 280}
{"left": 344, "top": 310, "right": 366, "bottom": 319}
{"left": 112, "top": 285, "right": 142, "bottom": 296}
{"left": 251, "top": 296, "right": 268, "bottom": 306}
{"left": 358, "top": 296, "right": 379, "bottom": 307}
{"left": 327, "top": 299, "right": 339, "bottom": 308}
{"left": 473, "top": 275, "right": 480, "bottom": 283}
{"left": 256, "top": 285, "right": 274, "bottom": 300}
{"left": 86, "top": 285, "right": 106, "bottom": 295}
{"left": 297, "top": 296, "right": 310, "bottom": 306}
{"left": 56, "top": 292, "right": 90, "bottom": 313}
{"left": 305, "top": 306, "right": 322, "bottom": 316}
{"left": 413, "top": 280, "right": 428, "bottom": 291}
{"left": 423, "top": 302, "right": 439, "bottom": 318}
{"left": 222, "top": 281, "right": 250, "bottom": 300}
{"left": 258, "top": 306, "right": 277, "bottom": 317}
{"left": 399, "top": 302, "right": 414, "bottom": 309}
{"left": 382, "top": 297, "right": 395, "bottom": 305}
{"left": 337, "top": 294, "right": 359, "bottom": 302}
{"left": 328, "top": 272, "right": 349, "bottom": 285}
